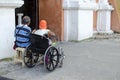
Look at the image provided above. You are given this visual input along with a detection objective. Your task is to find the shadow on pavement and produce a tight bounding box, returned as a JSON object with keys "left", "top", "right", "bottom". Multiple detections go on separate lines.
{"left": 0, "top": 76, "right": 13, "bottom": 80}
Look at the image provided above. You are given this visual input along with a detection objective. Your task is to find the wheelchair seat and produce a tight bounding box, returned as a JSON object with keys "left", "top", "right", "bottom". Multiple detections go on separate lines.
{"left": 30, "top": 34, "right": 49, "bottom": 53}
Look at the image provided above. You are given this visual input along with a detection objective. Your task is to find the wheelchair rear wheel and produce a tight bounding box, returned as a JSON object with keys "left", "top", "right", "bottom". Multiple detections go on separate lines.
{"left": 24, "top": 46, "right": 39, "bottom": 68}
{"left": 44, "top": 46, "right": 59, "bottom": 71}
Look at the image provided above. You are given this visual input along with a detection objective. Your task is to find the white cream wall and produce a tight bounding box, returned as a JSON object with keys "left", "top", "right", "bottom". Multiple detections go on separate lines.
{"left": 66, "top": 0, "right": 96, "bottom": 2}
{"left": 78, "top": 11, "right": 93, "bottom": 40}
{"left": 63, "top": 0, "right": 113, "bottom": 41}
{"left": 0, "top": 9, "right": 15, "bottom": 59}
{"left": 63, "top": 0, "right": 97, "bottom": 41}
{"left": 0, "top": 0, "right": 23, "bottom": 59}
{"left": 96, "top": 0, "right": 114, "bottom": 33}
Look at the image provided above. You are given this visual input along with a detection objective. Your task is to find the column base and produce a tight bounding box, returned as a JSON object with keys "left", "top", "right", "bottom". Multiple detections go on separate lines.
{"left": 96, "top": 30, "right": 113, "bottom": 34}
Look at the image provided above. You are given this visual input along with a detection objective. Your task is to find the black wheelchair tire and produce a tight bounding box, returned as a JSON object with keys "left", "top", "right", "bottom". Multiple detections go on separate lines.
{"left": 24, "top": 45, "right": 38, "bottom": 68}
{"left": 44, "top": 46, "right": 59, "bottom": 71}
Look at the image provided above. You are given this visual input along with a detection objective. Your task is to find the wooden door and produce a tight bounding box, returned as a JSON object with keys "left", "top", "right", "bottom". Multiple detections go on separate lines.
{"left": 39, "top": 0, "right": 63, "bottom": 40}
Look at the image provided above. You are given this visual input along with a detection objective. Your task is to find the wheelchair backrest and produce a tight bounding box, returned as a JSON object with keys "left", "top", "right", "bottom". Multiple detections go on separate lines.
{"left": 30, "top": 34, "right": 49, "bottom": 49}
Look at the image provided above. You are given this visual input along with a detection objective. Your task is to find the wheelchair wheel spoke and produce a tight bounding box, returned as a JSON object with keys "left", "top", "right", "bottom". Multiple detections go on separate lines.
{"left": 51, "top": 60, "right": 55, "bottom": 69}
{"left": 24, "top": 56, "right": 27, "bottom": 57}
{"left": 27, "top": 58, "right": 31, "bottom": 65}
{"left": 48, "top": 62, "right": 52, "bottom": 69}
{"left": 29, "top": 59, "right": 32, "bottom": 65}
{"left": 52, "top": 58, "right": 57, "bottom": 63}
{"left": 27, "top": 58, "right": 30, "bottom": 62}
{"left": 46, "top": 57, "right": 55, "bottom": 70}
{"left": 52, "top": 54, "right": 57, "bottom": 58}
{"left": 48, "top": 61, "right": 54, "bottom": 70}
{"left": 24, "top": 45, "right": 37, "bottom": 68}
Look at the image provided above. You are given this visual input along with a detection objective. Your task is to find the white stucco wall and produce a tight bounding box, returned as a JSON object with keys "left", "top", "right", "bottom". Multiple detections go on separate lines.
{"left": 0, "top": 8, "right": 15, "bottom": 59}
{"left": 68, "top": 10, "right": 78, "bottom": 40}
{"left": 63, "top": 0, "right": 97, "bottom": 41}
{"left": 0, "top": 0, "right": 23, "bottom": 59}
{"left": 65, "top": 10, "right": 93, "bottom": 41}
{"left": 96, "top": 0, "right": 114, "bottom": 33}
{"left": 78, "top": 10, "right": 93, "bottom": 40}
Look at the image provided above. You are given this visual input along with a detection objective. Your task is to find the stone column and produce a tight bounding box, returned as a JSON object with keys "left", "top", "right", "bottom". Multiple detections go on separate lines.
{"left": 96, "top": 0, "right": 114, "bottom": 34}
{"left": 99, "top": 0, "right": 108, "bottom": 3}
{"left": 17, "top": 13, "right": 23, "bottom": 25}
{"left": 63, "top": 0, "right": 97, "bottom": 41}
{"left": 0, "top": 0, "right": 24, "bottom": 59}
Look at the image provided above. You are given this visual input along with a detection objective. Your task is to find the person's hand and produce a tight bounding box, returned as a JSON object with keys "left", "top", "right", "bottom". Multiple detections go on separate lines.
{"left": 50, "top": 35, "right": 58, "bottom": 42}
{"left": 32, "top": 29, "right": 37, "bottom": 33}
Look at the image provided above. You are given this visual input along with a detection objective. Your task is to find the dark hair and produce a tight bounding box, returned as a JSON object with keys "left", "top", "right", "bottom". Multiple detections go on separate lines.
{"left": 22, "top": 16, "right": 31, "bottom": 24}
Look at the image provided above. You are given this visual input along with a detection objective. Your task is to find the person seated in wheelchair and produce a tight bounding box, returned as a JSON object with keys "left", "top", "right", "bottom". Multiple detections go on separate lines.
{"left": 33, "top": 20, "right": 57, "bottom": 45}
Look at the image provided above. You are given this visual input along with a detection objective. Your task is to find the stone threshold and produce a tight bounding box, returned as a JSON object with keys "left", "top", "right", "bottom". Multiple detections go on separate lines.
{"left": 92, "top": 33, "right": 120, "bottom": 39}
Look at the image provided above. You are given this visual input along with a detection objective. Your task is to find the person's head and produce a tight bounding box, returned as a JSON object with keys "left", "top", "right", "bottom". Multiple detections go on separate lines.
{"left": 22, "top": 16, "right": 31, "bottom": 25}
{"left": 39, "top": 20, "right": 47, "bottom": 29}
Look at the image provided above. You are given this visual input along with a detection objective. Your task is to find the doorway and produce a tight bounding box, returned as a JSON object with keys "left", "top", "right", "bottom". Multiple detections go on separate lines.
{"left": 15, "top": 0, "right": 39, "bottom": 30}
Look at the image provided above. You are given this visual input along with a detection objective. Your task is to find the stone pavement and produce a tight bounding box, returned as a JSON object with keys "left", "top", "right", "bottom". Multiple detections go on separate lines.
{"left": 0, "top": 33, "right": 120, "bottom": 80}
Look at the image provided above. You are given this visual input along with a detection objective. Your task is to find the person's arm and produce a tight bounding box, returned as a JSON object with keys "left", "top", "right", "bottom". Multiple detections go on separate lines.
{"left": 48, "top": 31, "right": 55, "bottom": 37}
{"left": 48, "top": 31, "right": 58, "bottom": 42}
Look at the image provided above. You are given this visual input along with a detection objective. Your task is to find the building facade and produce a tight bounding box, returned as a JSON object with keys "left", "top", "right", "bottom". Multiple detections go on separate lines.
{"left": 0, "top": 0, "right": 24, "bottom": 59}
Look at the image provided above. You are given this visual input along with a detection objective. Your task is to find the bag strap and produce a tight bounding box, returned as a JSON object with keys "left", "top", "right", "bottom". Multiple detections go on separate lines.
{"left": 16, "top": 26, "right": 24, "bottom": 34}
{"left": 15, "top": 26, "right": 24, "bottom": 41}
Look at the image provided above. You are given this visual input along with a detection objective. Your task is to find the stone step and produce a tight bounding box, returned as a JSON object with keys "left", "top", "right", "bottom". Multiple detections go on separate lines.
{"left": 92, "top": 33, "right": 120, "bottom": 39}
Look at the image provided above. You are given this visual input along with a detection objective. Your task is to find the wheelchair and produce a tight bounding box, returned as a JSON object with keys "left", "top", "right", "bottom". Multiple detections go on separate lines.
{"left": 24, "top": 34, "right": 65, "bottom": 71}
